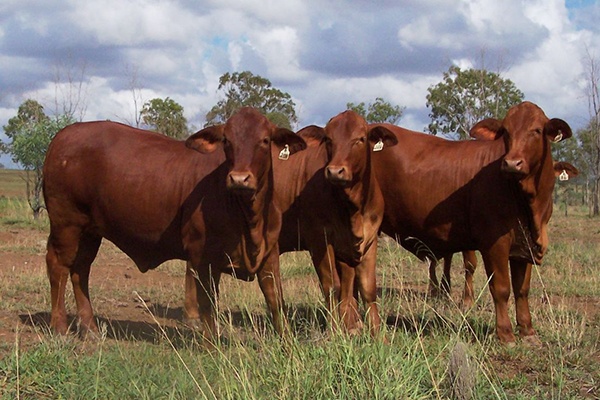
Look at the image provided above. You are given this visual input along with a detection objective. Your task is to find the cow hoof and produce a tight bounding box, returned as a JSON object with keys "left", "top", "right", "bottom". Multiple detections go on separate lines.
{"left": 521, "top": 335, "right": 542, "bottom": 348}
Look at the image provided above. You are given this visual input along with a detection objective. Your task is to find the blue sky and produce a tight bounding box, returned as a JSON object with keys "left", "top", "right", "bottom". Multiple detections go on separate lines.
{"left": 1, "top": 0, "right": 599, "bottom": 168}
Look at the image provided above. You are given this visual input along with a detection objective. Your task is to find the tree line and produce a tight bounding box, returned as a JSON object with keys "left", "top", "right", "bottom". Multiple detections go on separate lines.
{"left": 2, "top": 66, "right": 599, "bottom": 218}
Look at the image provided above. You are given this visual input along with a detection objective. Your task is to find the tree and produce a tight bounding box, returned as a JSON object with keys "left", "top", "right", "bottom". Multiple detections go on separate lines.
{"left": 2, "top": 100, "right": 49, "bottom": 152}
{"left": 347, "top": 97, "right": 405, "bottom": 124}
{"left": 583, "top": 48, "right": 600, "bottom": 216}
{"left": 140, "top": 97, "right": 188, "bottom": 139}
{"left": 2, "top": 100, "right": 74, "bottom": 219}
{"left": 205, "top": 71, "right": 298, "bottom": 129}
{"left": 426, "top": 65, "right": 524, "bottom": 139}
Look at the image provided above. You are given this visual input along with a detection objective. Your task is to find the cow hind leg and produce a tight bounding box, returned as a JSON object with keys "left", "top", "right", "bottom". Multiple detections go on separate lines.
{"left": 46, "top": 227, "right": 101, "bottom": 336}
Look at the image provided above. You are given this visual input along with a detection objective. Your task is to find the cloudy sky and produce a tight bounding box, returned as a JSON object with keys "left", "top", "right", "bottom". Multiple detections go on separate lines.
{"left": 1, "top": 0, "right": 599, "bottom": 167}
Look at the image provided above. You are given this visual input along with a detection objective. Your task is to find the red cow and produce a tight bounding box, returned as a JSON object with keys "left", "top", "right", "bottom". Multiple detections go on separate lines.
{"left": 371, "top": 101, "right": 573, "bottom": 345}
{"left": 273, "top": 111, "right": 396, "bottom": 335}
{"left": 43, "top": 107, "right": 306, "bottom": 338}
{"left": 429, "top": 168, "right": 578, "bottom": 309}
{"left": 184, "top": 110, "right": 397, "bottom": 335}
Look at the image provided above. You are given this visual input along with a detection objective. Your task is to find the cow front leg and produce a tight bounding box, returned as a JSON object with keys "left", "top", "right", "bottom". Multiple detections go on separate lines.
{"left": 353, "top": 244, "right": 381, "bottom": 337}
{"left": 336, "top": 260, "right": 361, "bottom": 334}
{"left": 481, "top": 248, "right": 515, "bottom": 344}
{"left": 191, "top": 265, "right": 221, "bottom": 340}
{"left": 441, "top": 254, "right": 452, "bottom": 296}
{"left": 510, "top": 259, "right": 540, "bottom": 345}
{"left": 462, "top": 251, "right": 477, "bottom": 310}
{"left": 309, "top": 243, "right": 340, "bottom": 327}
{"left": 184, "top": 262, "right": 201, "bottom": 326}
{"left": 428, "top": 258, "right": 440, "bottom": 297}
{"left": 257, "top": 249, "right": 288, "bottom": 335}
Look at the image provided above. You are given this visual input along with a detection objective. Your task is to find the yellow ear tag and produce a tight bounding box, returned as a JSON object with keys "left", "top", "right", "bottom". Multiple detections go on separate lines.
{"left": 278, "top": 144, "right": 290, "bottom": 160}
{"left": 553, "top": 132, "right": 563, "bottom": 143}
{"left": 559, "top": 170, "right": 569, "bottom": 181}
{"left": 373, "top": 139, "right": 384, "bottom": 152}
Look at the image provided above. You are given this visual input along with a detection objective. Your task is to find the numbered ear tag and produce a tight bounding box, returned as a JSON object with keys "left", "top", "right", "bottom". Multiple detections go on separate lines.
{"left": 559, "top": 170, "right": 569, "bottom": 181}
{"left": 553, "top": 131, "right": 563, "bottom": 143}
{"left": 373, "top": 139, "right": 384, "bottom": 152}
{"left": 278, "top": 144, "right": 290, "bottom": 160}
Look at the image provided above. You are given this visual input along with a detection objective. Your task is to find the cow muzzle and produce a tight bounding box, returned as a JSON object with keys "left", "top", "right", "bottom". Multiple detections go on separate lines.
{"left": 325, "top": 165, "right": 352, "bottom": 186}
{"left": 501, "top": 158, "right": 528, "bottom": 177}
{"left": 227, "top": 171, "right": 257, "bottom": 192}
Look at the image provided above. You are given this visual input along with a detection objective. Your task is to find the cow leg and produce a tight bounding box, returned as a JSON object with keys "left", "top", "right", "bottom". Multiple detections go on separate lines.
{"left": 462, "top": 251, "right": 477, "bottom": 309}
{"left": 184, "top": 261, "right": 201, "bottom": 326}
{"left": 69, "top": 233, "right": 102, "bottom": 337}
{"left": 191, "top": 265, "right": 221, "bottom": 339}
{"left": 441, "top": 255, "right": 452, "bottom": 296}
{"left": 309, "top": 243, "right": 340, "bottom": 325}
{"left": 354, "top": 244, "right": 381, "bottom": 337}
{"left": 257, "top": 248, "right": 288, "bottom": 335}
{"left": 428, "top": 258, "right": 440, "bottom": 297}
{"left": 46, "top": 226, "right": 100, "bottom": 336}
{"left": 481, "top": 248, "right": 515, "bottom": 344}
{"left": 336, "top": 260, "right": 361, "bottom": 334}
{"left": 510, "top": 259, "right": 539, "bottom": 345}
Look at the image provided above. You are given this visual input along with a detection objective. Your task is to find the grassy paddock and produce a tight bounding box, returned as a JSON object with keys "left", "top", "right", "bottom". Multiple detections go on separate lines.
{"left": 0, "top": 184, "right": 599, "bottom": 398}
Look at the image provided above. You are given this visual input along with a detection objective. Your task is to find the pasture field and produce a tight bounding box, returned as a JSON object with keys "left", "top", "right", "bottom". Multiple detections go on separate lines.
{"left": 0, "top": 169, "right": 599, "bottom": 399}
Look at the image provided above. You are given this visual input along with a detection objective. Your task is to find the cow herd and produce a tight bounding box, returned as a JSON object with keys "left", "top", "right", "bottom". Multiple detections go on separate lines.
{"left": 42, "top": 101, "right": 577, "bottom": 346}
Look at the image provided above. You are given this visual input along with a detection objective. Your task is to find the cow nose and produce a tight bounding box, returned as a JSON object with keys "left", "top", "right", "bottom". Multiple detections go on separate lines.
{"left": 325, "top": 165, "right": 351, "bottom": 185}
{"left": 227, "top": 171, "right": 256, "bottom": 191}
{"left": 502, "top": 158, "right": 524, "bottom": 174}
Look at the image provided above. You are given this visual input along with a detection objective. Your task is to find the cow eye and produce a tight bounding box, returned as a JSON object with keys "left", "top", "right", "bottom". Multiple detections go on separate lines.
{"left": 262, "top": 137, "right": 270, "bottom": 146}
{"left": 355, "top": 137, "right": 366, "bottom": 145}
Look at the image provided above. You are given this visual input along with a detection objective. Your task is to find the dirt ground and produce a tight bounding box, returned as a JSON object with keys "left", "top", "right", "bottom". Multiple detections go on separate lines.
{"left": 0, "top": 227, "right": 194, "bottom": 349}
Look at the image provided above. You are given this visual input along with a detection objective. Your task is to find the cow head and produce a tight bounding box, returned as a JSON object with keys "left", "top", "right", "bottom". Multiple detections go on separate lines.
{"left": 470, "top": 101, "right": 572, "bottom": 179}
{"left": 322, "top": 110, "right": 397, "bottom": 187}
{"left": 186, "top": 107, "right": 306, "bottom": 193}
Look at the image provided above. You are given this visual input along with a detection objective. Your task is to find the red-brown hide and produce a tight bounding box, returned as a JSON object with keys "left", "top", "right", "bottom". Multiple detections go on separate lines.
{"left": 43, "top": 107, "right": 306, "bottom": 338}
{"left": 371, "top": 101, "right": 572, "bottom": 344}
{"left": 271, "top": 111, "right": 396, "bottom": 335}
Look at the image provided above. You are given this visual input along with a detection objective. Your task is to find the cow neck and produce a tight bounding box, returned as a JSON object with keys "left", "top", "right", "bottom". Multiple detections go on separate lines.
{"left": 518, "top": 143, "right": 555, "bottom": 263}
{"left": 337, "top": 150, "right": 381, "bottom": 257}
{"left": 507, "top": 140, "right": 555, "bottom": 264}
{"left": 229, "top": 167, "right": 275, "bottom": 275}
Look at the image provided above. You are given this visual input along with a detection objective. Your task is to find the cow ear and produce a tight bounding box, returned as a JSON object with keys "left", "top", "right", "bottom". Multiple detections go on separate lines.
{"left": 272, "top": 127, "right": 307, "bottom": 155}
{"left": 553, "top": 161, "right": 578, "bottom": 179}
{"left": 296, "top": 125, "right": 326, "bottom": 147}
{"left": 186, "top": 125, "right": 225, "bottom": 154}
{"left": 470, "top": 118, "right": 503, "bottom": 140}
{"left": 544, "top": 118, "right": 572, "bottom": 143}
{"left": 368, "top": 125, "right": 398, "bottom": 148}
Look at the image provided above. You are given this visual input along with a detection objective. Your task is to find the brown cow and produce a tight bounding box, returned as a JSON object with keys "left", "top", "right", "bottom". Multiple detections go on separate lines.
{"left": 273, "top": 111, "right": 396, "bottom": 335}
{"left": 371, "top": 101, "right": 573, "bottom": 345}
{"left": 43, "top": 107, "right": 306, "bottom": 338}
{"left": 184, "top": 110, "right": 397, "bottom": 335}
{"left": 429, "top": 165, "right": 578, "bottom": 309}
